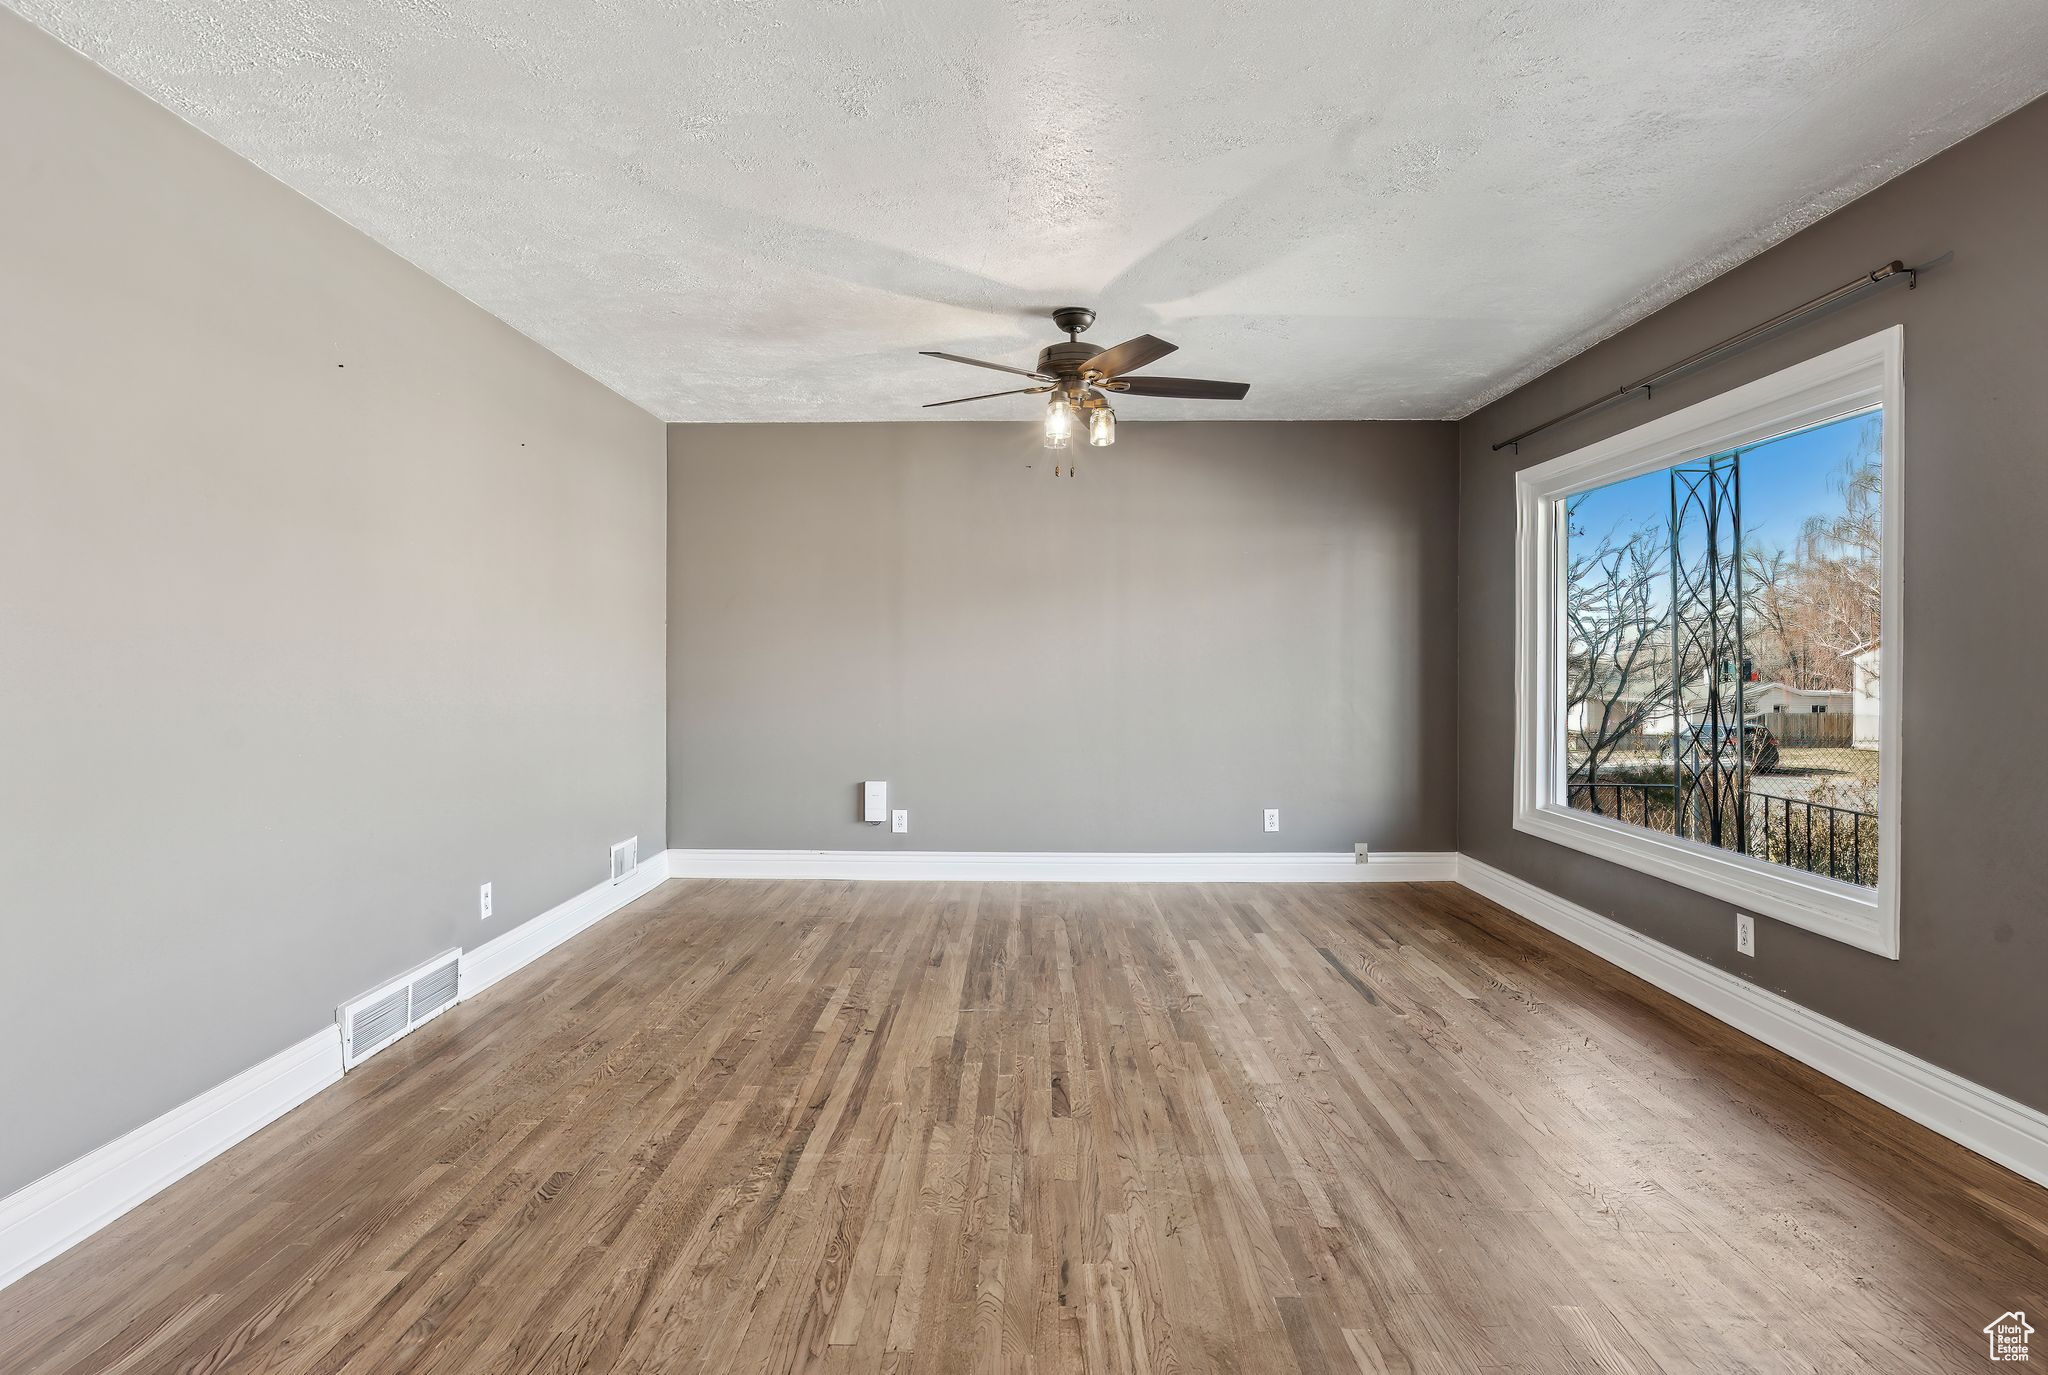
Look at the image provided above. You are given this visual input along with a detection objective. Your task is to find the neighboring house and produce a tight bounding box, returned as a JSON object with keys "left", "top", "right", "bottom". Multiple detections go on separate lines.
{"left": 1566, "top": 695, "right": 1673, "bottom": 739}
{"left": 1568, "top": 648, "right": 1862, "bottom": 749}
{"left": 1567, "top": 626, "right": 1679, "bottom": 744}
{"left": 1851, "top": 643, "right": 1882, "bottom": 749}
{"left": 1745, "top": 682, "right": 1853, "bottom": 717}
{"left": 1745, "top": 682, "right": 1855, "bottom": 744}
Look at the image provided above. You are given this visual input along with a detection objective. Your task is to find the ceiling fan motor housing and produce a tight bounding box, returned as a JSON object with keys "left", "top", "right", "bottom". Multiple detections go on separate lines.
{"left": 1037, "top": 340, "right": 1105, "bottom": 381}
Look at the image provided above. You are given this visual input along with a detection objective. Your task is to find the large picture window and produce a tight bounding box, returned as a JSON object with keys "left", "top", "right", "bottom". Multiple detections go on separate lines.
{"left": 1514, "top": 329, "right": 1902, "bottom": 956}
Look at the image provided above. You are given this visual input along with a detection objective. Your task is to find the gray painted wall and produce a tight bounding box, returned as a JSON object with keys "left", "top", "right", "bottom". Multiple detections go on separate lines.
{"left": 0, "top": 16, "right": 668, "bottom": 1195}
{"left": 669, "top": 421, "right": 1458, "bottom": 854}
{"left": 1457, "top": 97, "right": 2048, "bottom": 1112}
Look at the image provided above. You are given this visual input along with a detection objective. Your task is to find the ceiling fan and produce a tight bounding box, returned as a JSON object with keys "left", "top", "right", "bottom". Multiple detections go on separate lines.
{"left": 921, "top": 307, "right": 1250, "bottom": 453}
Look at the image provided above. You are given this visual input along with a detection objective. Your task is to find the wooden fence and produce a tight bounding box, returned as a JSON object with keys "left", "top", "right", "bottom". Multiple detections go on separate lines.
{"left": 1766, "top": 712, "right": 1855, "bottom": 746}
{"left": 1580, "top": 711, "right": 1857, "bottom": 754}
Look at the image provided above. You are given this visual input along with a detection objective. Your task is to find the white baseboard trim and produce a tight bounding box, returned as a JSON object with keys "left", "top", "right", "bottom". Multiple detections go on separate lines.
{"left": 1456, "top": 855, "right": 2048, "bottom": 1189}
{"left": 663, "top": 848, "right": 1459, "bottom": 883}
{"left": 459, "top": 852, "right": 672, "bottom": 999}
{"left": 0, "top": 857, "right": 677, "bottom": 1296}
{"left": 0, "top": 1026, "right": 343, "bottom": 1293}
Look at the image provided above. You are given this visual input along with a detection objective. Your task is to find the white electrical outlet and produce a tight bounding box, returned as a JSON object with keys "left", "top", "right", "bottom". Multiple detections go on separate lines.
{"left": 1354, "top": 843, "right": 1370, "bottom": 865}
{"left": 1736, "top": 913, "right": 1756, "bottom": 957}
{"left": 892, "top": 809, "right": 908, "bottom": 834}
{"left": 1264, "top": 808, "right": 1280, "bottom": 833}
{"left": 479, "top": 882, "right": 493, "bottom": 922}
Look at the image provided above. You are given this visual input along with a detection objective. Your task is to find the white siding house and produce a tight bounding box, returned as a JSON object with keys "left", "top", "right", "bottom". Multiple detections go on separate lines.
{"left": 1746, "top": 682, "right": 1854, "bottom": 716}
{"left": 1742, "top": 682, "right": 1855, "bottom": 745}
{"left": 1852, "top": 645, "right": 1882, "bottom": 749}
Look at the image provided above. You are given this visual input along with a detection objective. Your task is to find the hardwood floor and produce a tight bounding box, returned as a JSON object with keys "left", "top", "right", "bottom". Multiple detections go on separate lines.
{"left": 3, "top": 879, "right": 2043, "bottom": 1373}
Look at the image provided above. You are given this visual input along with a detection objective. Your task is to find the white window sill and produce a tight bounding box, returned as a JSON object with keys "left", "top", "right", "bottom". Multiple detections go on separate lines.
{"left": 1513, "top": 803, "right": 1896, "bottom": 958}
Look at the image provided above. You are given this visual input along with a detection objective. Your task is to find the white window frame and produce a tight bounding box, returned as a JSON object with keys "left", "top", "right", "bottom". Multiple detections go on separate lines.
{"left": 1513, "top": 327, "right": 1903, "bottom": 958}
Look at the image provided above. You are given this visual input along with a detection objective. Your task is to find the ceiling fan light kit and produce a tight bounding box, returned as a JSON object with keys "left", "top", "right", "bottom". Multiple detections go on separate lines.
{"left": 922, "top": 307, "right": 1249, "bottom": 469}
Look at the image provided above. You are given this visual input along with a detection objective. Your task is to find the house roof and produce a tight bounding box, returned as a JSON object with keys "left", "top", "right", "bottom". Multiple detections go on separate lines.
{"left": 1750, "top": 682, "right": 1851, "bottom": 698}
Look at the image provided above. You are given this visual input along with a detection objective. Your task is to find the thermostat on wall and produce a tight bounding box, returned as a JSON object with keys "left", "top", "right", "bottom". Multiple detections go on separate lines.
{"left": 863, "top": 781, "right": 887, "bottom": 824}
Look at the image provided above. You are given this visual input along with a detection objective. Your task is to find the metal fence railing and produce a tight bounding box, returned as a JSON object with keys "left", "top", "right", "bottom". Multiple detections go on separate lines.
{"left": 1742, "top": 791, "right": 1877, "bottom": 887}
{"left": 1565, "top": 778, "right": 1877, "bottom": 888}
{"left": 1566, "top": 780, "right": 1676, "bottom": 833}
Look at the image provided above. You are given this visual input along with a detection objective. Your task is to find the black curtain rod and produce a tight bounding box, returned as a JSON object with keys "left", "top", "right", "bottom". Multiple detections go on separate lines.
{"left": 1492, "top": 256, "right": 1942, "bottom": 453}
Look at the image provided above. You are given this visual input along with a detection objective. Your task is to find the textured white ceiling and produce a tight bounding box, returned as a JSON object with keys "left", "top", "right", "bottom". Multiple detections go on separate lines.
{"left": 13, "top": 1, "right": 2048, "bottom": 421}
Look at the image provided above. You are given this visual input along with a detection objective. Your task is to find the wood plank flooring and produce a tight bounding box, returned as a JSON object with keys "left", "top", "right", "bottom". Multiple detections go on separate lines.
{"left": 3, "top": 879, "right": 2044, "bottom": 1373}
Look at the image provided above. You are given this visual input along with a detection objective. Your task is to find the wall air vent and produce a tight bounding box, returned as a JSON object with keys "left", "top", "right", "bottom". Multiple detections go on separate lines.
{"left": 345, "top": 988, "right": 408, "bottom": 1063}
{"left": 611, "top": 836, "right": 638, "bottom": 884}
{"left": 408, "top": 958, "right": 460, "bottom": 1020}
{"left": 340, "top": 947, "right": 462, "bottom": 1070}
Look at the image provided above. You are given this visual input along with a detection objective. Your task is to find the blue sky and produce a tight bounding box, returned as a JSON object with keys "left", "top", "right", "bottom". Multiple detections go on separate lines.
{"left": 1570, "top": 408, "right": 1882, "bottom": 566}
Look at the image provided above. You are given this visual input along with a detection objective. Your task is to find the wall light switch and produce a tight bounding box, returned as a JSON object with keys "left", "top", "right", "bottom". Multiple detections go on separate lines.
{"left": 863, "top": 781, "right": 887, "bottom": 824}
{"left": 1736, "top": 913, "right": 1756, "bottom": 957}
{"left": 480, "top": 882, "right": 493, "bottom": 922}
{"left": 1264, "top": 808, "right": 1280, "bottom": 833}
{"left": 892, "top": 809, "right": 908, "bottom": 834}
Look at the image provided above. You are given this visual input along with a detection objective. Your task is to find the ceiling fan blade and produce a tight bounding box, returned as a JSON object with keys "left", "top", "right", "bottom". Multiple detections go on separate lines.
{"left": 922, "top": 385, "right": 1053, "bottom": 408}
{"left": 1082, "top": 333, "right": 1177, "bottom": 379}
{"left": 920, "top": 350, "right": 1053, "bottom": 381}
{"left": 1108, "top": 375, "right": 1251, "bottom": 400}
